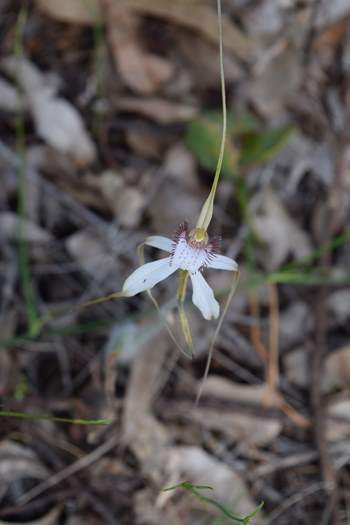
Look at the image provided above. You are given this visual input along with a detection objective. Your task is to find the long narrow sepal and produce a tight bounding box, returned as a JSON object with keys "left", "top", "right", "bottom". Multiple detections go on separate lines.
{"left": 145, "top": 235, "right": 173, "bottom": 252}
{"left": 122, "top": 256, "right": 176, "bottom": 296}
{"left": 207, "top": 254, "right": 238, "bottom": 271}
{"left": 177, "top": 270, "right": 194, "bottom": 358}
{"left": 78, "top": 291, "right": 127, "bottom": 309}
{"left": 190, "top": 272, "right": 220, "bottom": 320}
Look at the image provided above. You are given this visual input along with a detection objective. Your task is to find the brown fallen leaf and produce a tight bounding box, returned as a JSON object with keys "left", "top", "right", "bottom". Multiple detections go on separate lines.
{"left": 314, "top": 0, "right": 350, "bottom": 29}
{"left": 35, "top": 0, "right": 102, "bottom": 25}
{"left": 328, "top": 290, "right": 350, "bottom": 324}
{"left": 164, "top": 446, "right": 265, "bottom": 523}
{"left": 248, "top": 44, "right": 302, "bottom": 117}
{"left": 104, "top": 3, "right": 173, "bottom": 94}
{"left": 98, "top": 171, "right": 146, "bottom": 227}
{"left": 114, "top": 96, "right": 197, "bottom": 124}
{"left": 0, "top": 212, "right": 52, "bottom": 243}
{"left": 149, "top": 181, "right": 202, "bottom": 234}
{"left": 126, "top": 126, "right": 163, "bottom": 159}
{"left": 177, "top": 29, "right": 243, "bottom": 89}
{"left": 0, "top": 440, "right": 62, "bottom": 525}
{"left": 3, "top": 57, "right": 96, "bottom": 166}
{"left": 324, "top": 346, "right": 350, "bottom": 392}
{"left": 279, "top": 301, "right": 312, "bottom": 350}
{"left": 163, "top": 142, "right": 199, "bottom": 190}
{"left": 122, "top": 0, "right": 255, "bottom": 62}
{"left": 123, "top": 334, "right": 170, "bottom": 483}
{"left": 326, "top": 397, "right": 350, "bottom": 442}
{"left": 65, "top": 230, "right": 118, "bottom": 282}
{"left": 199, "top": 375, "right": 309, "bottom": 429}
{"left": 284, "top": 347, "right": 309, "bottom": 389}
{"left": 201, "top": 375, "right": 269, "bottom": 404}
{"left": 35, "top": 0, "right": 255, "bottom": 63}
{"left": 253, "top": 189, "right": 312, "bottom": 271}
{"left": 197, "top": 376, "right": 282, "bottom": 447}
{"left": 123, "top": 345, "right": 264, "bottom": 522}
{"left": 195, "top": 407, "right": 282, "bottom": 448}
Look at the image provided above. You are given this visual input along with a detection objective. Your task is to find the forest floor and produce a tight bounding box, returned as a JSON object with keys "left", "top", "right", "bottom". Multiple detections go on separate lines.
{"left": 1, "top": 1, "right": 350, "bottom": 524}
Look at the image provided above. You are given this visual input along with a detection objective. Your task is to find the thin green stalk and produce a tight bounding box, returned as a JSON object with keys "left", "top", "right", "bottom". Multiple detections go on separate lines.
{"left": 234, "top": 174, "right": 258, "bottom": 271}
{"left": 84, "top": 0, "right": 105, "bottom": 131}
{"left": 196, "top": 0, "right": 227, "bottom": 231}
{"left": 164, "top": 482, "right": 263, "bottom": 524}
{"left": 195, "top": 271, "right": 240, "bottom": 406}
{"left": 15, "top": 8, "right": 40, "bottom": 337}
{"left": 275, "top": 229, "right": 350, "bottom": 273}
{"left": 0, "top": 410, "right": 111, "bottom": 425}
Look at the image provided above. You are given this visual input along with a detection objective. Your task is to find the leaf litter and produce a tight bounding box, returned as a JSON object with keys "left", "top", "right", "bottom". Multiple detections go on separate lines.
{"left": 0, "top": 0, "right": 350, "bottom": 524}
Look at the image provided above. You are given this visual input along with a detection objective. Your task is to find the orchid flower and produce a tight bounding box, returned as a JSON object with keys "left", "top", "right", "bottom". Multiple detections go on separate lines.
{"left": 122, "top": 222, "right": 238, "bottom": 321}
{"left": 122, "top": 0, "right": 235, "bottom": 333}
{"left": 79, "top": 0, "right": 237, "bottom": 400}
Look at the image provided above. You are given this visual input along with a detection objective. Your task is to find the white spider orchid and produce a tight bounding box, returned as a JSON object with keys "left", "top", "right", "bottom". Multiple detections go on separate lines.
{"left": 122, "top": 222, "right": 238, "bottom": 321}
{"left": 75, "top": 0, "right": 238, "bottom": 403}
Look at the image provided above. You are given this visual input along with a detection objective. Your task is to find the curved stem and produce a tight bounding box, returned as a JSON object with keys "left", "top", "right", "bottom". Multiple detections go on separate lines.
{"left": 196, "top": 0, "right": 227, "bottom": 232}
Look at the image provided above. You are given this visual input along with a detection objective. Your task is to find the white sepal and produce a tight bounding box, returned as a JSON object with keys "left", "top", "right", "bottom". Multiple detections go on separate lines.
{"left": 190, "top": 271, "right": 220, "bottom": 320}
{"left": 145, "top": 235, "right": 173, "bottom": 253}
{"left": 122, "top": 257, "right": 177, "bottom": 296}
{"left": 207, "top": 254, "right": 238, "bottom": 272}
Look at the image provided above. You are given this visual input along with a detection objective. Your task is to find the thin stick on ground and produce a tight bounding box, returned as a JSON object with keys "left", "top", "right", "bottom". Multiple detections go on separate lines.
{"left": 263, "top": 283, "right": 279, "bottom": 406}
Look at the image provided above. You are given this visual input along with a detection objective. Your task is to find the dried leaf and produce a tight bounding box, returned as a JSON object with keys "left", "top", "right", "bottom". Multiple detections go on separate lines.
{"left": 105, "top": 4, "right": 173, "bottom": 94}
{"left": 328, "top": 290, "right": 350, "bottom": 324}
{"left": 196, "top": 408, "right": 282, "bottom": 448}
{"left": 324, "top": 346, "right": 350, "bottom": 392}
{"left": 163, "top": 143, "right": 199, "bottom": 189}
{"left": 165, "top": 447, "right": 264, "bottom": 523}
{"left": 0, "top": 76, "right": 23, "bottom": 111}
{"left": 29, "top": 91, "right": 96, "bottom": 165}
{"left": 279, "top": 302, "right": 312, "bottom": 350}
{"left": 99, "top": 171, "right": 146, "bottom": 227}
{"left": 198, "top": 376, "right": 282, "bottom": 447}
{"left": 0, "top": 441, "right": 62, "bottom": 525}
{"left": 201, "top": 375, "right": 268, "bottom": 404}
{"left": 284, "top": 347, "right": 309, "bottom": 388}
{"left": 3, "top": 57, "right": 96, "bottom": 165}
{"left": 123, "top": 336, "right": 170, "bottom": 483}
{"left": 326, "top": 398, "right": 350, "bottom": 442}
{"left": 123, "top": 0, "right": 255, "bottom": 62}
{"left": 35, "top": 0, "right": 101, "bottom": 24}
{"left": 253, "top": 189, "right": 312, "bottom": 271}
{"left": 126, "top": 127, "right": 163, "bottom": 159}
{"left": 115, "top": 187, "right": 145, "bottom": 228}
{"left": 66, "top": 230, "right": 117, "bottom": 281}
{"left": 0, "top": 212, "right": 52, "bottom": 243}
{"left": 149, "top": 182, "right": 202, "bottom": 234}
{"left": 115, "top": 96, "right": 197, "bottom": 124}
{"left": 314, "top": 0, "right": 350, "bottom": 29}
{"left": 248, "top": 47, "right": 301, "bottom": 117}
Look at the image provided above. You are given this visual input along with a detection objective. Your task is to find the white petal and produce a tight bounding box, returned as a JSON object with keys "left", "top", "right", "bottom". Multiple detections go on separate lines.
{"left": 190, "top": 272, "right": 220, "bottom": 320}
{"left": 145, "top": 235, "right": 173, "bottom": 252}
{"left": 122, "top": 256, "right": 177, "bottom": 296}
{"left": 207, "top": 254, "right": 238, "bottom": 272}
